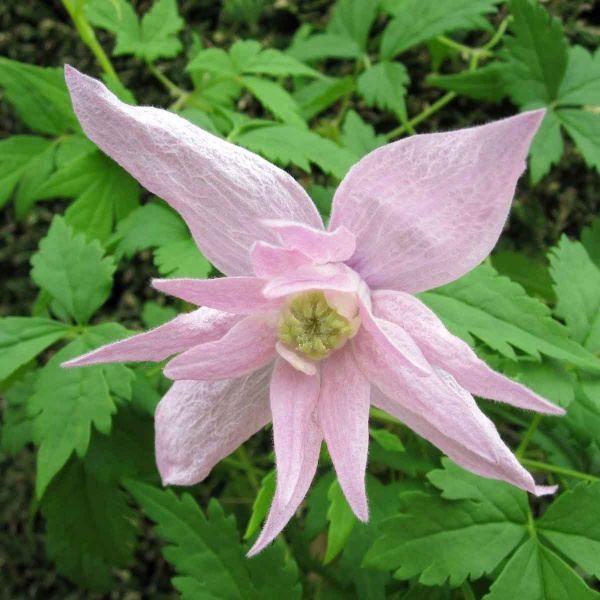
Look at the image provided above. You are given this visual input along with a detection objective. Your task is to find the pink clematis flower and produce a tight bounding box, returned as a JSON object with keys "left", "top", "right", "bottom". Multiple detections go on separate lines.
{"left": 62, "top": 66, "right": 564, "bottom": 555}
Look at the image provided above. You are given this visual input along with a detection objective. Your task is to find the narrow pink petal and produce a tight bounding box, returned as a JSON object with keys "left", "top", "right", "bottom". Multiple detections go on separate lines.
{"left": 248, "top": 408, "right": 322, "bottom": 556}
{"left": 354, "top": 329, "right": 550, "bottom": 495}
{"left": 276, "top": 342, "right": 317, "bottom": 376}
{"left": 64, "top": 66, "right": 323, "bottom": 276}
{"left": 330, "top": 110, "right": 545, "bottom": 293}
{"left": 373, "top": 290, "right": 565, "bottom": 416}
{"left": 358, "top": 296, "right": 432, "bottom": 377}
{"left": 270, "top": 359, "right": 321, "bottom": 505}
{"left": 156, "top": 366, "right": 272, "bottom": 486}
{"left": 262, "top": 263, "right": 360, "bottom": 299}
{"left": 264, "top": 219, "right": 356, "bottom": 263}
{"left": 62, "top": 308, "right": 239, "bottom": 367}
{"left": 251, "top": 242, "right": 310, "bottom": 278}
{"left": 320, "top": 347, "right": 370, "bottom": 521}
{"left": 152, "top": 276, "right": 282, "bottom": 314}
{"left": 164, "top": 315, "right": 277, "bottom": 380}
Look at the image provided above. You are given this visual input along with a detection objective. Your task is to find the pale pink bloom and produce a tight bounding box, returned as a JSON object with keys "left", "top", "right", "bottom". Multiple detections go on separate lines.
{"left": 62, "top": 66, "right": 564, "bottom": 555}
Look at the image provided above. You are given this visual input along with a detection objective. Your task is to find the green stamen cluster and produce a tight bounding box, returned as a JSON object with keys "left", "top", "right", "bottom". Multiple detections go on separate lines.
{"left": 278, "top": 291, "right": 354, "bottom": 360}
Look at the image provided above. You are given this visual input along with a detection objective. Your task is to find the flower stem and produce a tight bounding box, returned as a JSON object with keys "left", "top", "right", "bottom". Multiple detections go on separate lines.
{"left": 515, "top": 414, "right": 542, "bottom": 459}
{"left": 62, "top": 0, "right": 119, "bottom": 81}
{"left": 147, "top": 62, "right": 185, "bottom": 98}
{"left": 520, "top": 459, "right": 599, "bottom": 483}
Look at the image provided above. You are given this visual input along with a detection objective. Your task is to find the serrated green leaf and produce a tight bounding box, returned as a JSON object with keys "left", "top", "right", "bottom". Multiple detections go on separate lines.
{"left": 484, "top": 538, "right": 600, "bottom": 600}
{"left": 325, "top": 480, "right": 357, "bottom": 564}
{"left": 34, "top": 151, "right": 140, "bottom": 243}
{"left": 328, "top": 0, "right": 379, "bottom": 52}
{"left": 340, "top": 110, "right": 386, "bottom": 159}
{"left": 364, "top": 459, "right": 529, "bottom": 586}
{"left": 287, "top": 33, "right": 362, "bottom": 62}
{"left": 356, "top": 62, "right": 409, "bottom": 115}
{"left": 419, "top": 264, "right": 600, "bottom": 371}
{"left": 244, "top": 470, "right": 275, "bottom": 540}
{"left": 125, "top": 481, "right": 302, "bottom": 599}
{"left": 528, "top": 109, "right": 564, "bottom": 183}
{"left": 549, "top": 236, "right": 600, "bottom": 351}
{"left": 557, "top": 46, "right": 600, "bottom": 106}
{"left": 154, "top": 238, "right": 212, "bottom": 279}
{"left": 558, "top": 109, "right": 600, "bottom": 172}
{"left": 141, "top": 301, "right": 178, "bottom": 329}
{"left": 0, "top": 317, "right": 69, "bottom": 382}
{"left": 31, "top": 217, "right": 115, "bottom": 325}
{"left": 85, "top": 0, "right": 140, "bottom": 51}
{"left": 295, "top": 76, "right": 354, "bottom": 121}
{"left": 381, "top": 0, "right": 498, "bottom": 60}
{"left": 369, "top": 428, "right": 406, "bottom": 453}
{"left": 30, "top": 323, "right": 134, "bottom": 497}
{"left": 1, "top": 371, "right": 36, "bottom": 455}
{"left": 240, "top": 75, "right": 306, "bottom": 128}
{"left": 242, "top": 47, "right": 321, "bottom": 78}
{"left": 187, "top": 47, "right": 236, "bottom": 76}
{"left": 41, "top": 456, "right": 138, "bottom": 593}
{"left": 236, "top": 124, "right": 356, "bottom": 179}
{"left": 0, "top": 58, "right": 78, "bottom": 134}
{"left": 427, "top": 64, "right": 508, "bottom": 102}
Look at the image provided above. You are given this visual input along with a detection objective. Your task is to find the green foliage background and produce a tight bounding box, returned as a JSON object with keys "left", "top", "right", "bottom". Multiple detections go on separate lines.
{"left": 0, "top": 0, "right": 599, "bottom": 598}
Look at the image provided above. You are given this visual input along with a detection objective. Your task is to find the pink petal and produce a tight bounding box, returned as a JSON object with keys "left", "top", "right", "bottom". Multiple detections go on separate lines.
{"left": 358, "top": 295, "right": 432, "bottom": 377}
{"left": 320, "top": 347, "right": 370, "bottom": 521}
{"left": 156, "top": 366, "right": 272, "bottom": 486}
{"left": 62, "top": 308, "right": 240, "bottom": 367}
{"left": 152, "top": 276, "right": 281, "bottom": 314}
{"left": 330, "top": 111, "right": 545, "bottom": 293}
{"left": 270, "top": 358, "right": 321, "bottom": 505}
{"left": 248, "top": 408, "right": 322, "bottom": 556}
{"left": 251, "top": 242, "right": 310, "bottom": 278}
{"left": 264, "top": 219, "right": 356, "bottom": 263}
{"left": 373, "top": 290, "right": 564, "bottom": 416}
{"left": 354, "top": 329, "right": 551, "bottom": 495}
{"left": 164, "top": 315, "right": 277, "bottom": 380}
{"left": 64, "top": 66, "right": 323, "bottom": 276}
{"left": 262, "top": 262, "right": 361, "bottom": 299}
{"left": 276, "top": 342, "right": 318, "bottom": 376}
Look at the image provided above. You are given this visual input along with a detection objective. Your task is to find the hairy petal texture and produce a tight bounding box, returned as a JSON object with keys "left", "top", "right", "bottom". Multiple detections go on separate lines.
{"left": 248, "top": 408, "right": 322, "bottom": 556}
{"left": 251, "top": 242, "right": 310, "bottom": 278}
{"left": 320, "top": 347, "right": 370, "bottom": 521}
{"left": 64, "top": 66, "right": 323, "bottom": 276}
{"left": 373, "top": 290, "right": 565, "bottom": 416}
{"left": 156, "top": 366, "right": 273, "bottom": 486}
{"left": 152, "top": 276, "right": 282, "bottom": 314}
{"left": 270, "top": 359, "right": 320, "bottom": 505}
{"left": 330, "top": 110, "right": 545, "bottom": 293}
{"left": 264, "top": 219, "right": 356, "bottom": 263}
{"left": 354, "top": 328, "right": 553, "bottom": 496}
{"left": 62, "top": 308, "right": 240, "bottom": 367}
{"left": 164, "top": 315, "right": 277, "bottom": 380}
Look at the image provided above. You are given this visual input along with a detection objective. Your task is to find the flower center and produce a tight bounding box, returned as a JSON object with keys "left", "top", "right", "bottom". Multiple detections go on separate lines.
{"left": 278, "top": 291, "right": 355, "bottom": 360}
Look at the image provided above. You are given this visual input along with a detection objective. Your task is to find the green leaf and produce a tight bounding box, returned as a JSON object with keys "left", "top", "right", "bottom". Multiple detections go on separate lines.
{"left": 369, "top": 428, "right": 406, "bottom": 453}
{"left": 110, "top": 202, "right": 189, "bottom": 259}
{"left": 356, "top": 62, "right": 409, "bottom": 115}
{"left": 364, "top": 459, "right": 528, "bottom": 586}
{"left": 0, "top": 135, "right": 54, "bottom": 211}
{"left": 557, "top": 109, "right": 600, "bottom": 172}
{"left": 29, "top": 324, "right": 134, "bottom": 497}
{"left": 154, "top": 238, "right": 212, "bottom": 279}
{"left": 31, "top": 217, "right": 116, "bottom": 325}
{"left": 485, "top": 538, "right": 600, "bottom": 600}
{"left": 501, "top": 0, "right": 568, "bottom": 106}
{"left": 287, "top": 33, "right": 362, "bottom": 62}
{"left": 528, "top": 109, "right": 564, "bottom": 183}
{"left": 557, "top": 46, "right": 600, "bottom": 106}
{"left": 325, "top": 480, "right": 357, "bottom": 564}
{"left": 244, "top": 470, "right": 276, "bottom": 540}
{"left": 41, "top": 456, "right": 138, "bottom": 593}
{"left": 308, "top": 184, "right": 335, "bottom": 219}
{"left": 141, "top": 301, "right": 178, "bottom": 329}
{"left": 328, "top": 0, "right": 379, "bottom": 52}
{"left": 186, "top": 47, "right": 236, "bottom": 76}
{"left": 491, "top": 251, "right": 555, "bottom": 302}
{"left": 295, "top": 76, "right": 354, "bottom": 121}
{"left": 0, "top": 317, "right": 69, "bottom": 382}
{"left": 582, "top": 219, "right": 600, "bottom": 269}
{"left": 240, "top": 76, "right": 306, "bottom": 128}
{"left": 0, "top": 58, "right": 78, "bottom": 134}
{"left": 549, "top": 236, "right": 600, "bottom": 351}
{"left": 34, "top": 151, "right": 141, "bottom": 243}
{"left": 241, "top": 47, "right": 321, "bottom": 78}
{"left": 236, "top": 124, "right": 356, "bottom": 179}
{"left": 419, "top": 264, "right": 600, "bottom": 371}
{"left": 340, "top": 110, "right": 386, "bottom": 159}
{"left": 537, "top": 482, "right": 600, "bottom": 578}
{"left": 427, "top": 64, "right": 508, "bottom": 102}
{"left": 125, "top": 481, "right": 302, "bottom": 599}
{"left": 381, "top": 0, "right": 498, "bottom": 60}
{"left": 1, "top": 372, "right": 36, "bottom": 455}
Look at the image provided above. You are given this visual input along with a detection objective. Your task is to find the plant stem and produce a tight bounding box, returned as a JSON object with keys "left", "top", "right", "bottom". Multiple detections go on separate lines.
{"left": 62, "top": 0, "right": 119, "bottom": 81}
{"left": 520, "top": 459, "right": 599, "bottom": 483}
{"left": 516, "top": 414, "right": 542, "bottom": 459}
{"left": 436, "top": 35, "right": 492, "bottom": 59}
{"left": 147, "top": 62, "right": 185, "bottom": 98}
{"left": 234, "top": 445, "right": 261, "bottom": 490}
